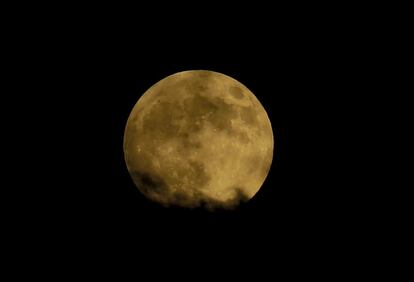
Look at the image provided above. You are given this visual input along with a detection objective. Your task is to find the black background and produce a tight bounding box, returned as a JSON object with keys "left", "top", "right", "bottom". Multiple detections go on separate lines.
{"left": 58, "top": 33, "right": 351, "bottom": 253}
{"left": 11, "top": 5, "right": 381, "bottom": 275}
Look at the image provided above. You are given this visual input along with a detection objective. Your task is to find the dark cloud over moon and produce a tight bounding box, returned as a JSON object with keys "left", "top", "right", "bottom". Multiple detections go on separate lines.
{"left": 124, "top": 70, "right": 273, "bottom": 209}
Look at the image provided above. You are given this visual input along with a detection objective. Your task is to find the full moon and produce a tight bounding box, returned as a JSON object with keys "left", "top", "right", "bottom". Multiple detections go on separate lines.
{"left": 124, "top": 70, "right": 273, "bottom": 209}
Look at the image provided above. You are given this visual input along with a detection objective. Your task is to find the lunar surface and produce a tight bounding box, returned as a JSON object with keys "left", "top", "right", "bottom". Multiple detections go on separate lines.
{"left": 124, "top": 70, "right": 273, "bottom": 209}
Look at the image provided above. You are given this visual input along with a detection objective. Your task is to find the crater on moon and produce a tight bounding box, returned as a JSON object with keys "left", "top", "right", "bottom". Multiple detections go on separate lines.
{"left": 124, "top": 70, "right": 273, "bottom": 209}
{"left": 229, "top": 86, "right": 244, "bottom": 99}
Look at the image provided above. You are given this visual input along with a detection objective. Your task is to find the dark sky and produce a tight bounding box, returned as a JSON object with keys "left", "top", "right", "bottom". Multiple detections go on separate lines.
{"left": 11, "top": 6, "right": 378, "bottom": 275}
{"left": 55, "top": 33, "right": 354, "bottom": 255}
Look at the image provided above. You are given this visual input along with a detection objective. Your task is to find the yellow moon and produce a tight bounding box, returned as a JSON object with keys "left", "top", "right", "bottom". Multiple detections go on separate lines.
{"left": 124, "top": 70, "right": 273, "bottom": 209}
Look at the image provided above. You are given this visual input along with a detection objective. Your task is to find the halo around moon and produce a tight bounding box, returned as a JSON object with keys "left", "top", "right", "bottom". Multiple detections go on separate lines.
{"left": 124, "top": 70, "right": 273, "bottom": 209}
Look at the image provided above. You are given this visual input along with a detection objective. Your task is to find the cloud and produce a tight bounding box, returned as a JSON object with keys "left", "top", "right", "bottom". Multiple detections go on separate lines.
{"left": 131, "top": 169, "right": 250, "bottom": 210}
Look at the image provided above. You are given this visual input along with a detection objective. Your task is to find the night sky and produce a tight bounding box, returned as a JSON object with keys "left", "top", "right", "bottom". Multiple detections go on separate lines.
{"left": 61, "top": 37, "right": 352, "bottom": 255}
{"left": 12, "top": 7, "right": 374, "bottom": 275}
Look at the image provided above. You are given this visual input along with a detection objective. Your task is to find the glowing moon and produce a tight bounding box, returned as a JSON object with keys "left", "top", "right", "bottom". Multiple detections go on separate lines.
{"left": 124, "top": 70, "right": 273, "bottom": 209}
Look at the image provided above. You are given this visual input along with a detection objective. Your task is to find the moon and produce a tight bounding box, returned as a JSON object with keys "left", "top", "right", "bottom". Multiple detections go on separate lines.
{"left": 124, "top": 70, "right": 273, "bottom": 209}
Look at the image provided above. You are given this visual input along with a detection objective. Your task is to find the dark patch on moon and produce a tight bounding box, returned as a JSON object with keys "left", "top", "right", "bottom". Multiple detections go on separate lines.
{"left": 183, "top": 73, "right": 212, "bottom": 94}
{"left": 183, "top": 93, "right": 218, "bottom": 120}
{"left": 185, "top": 82, "right": 209, "bottom": 94}
{"left": 207, "top": 97, "right": 238, "bottom": 133}
{"left": 180, "top": 138, "right": 202, "bottom": 151}
{"left": 131, "top": 170, "right": 167, "bottom": 195}
{"left": 187, "top": 160, "right": 210, "bottom": 187}
{"left": 239, "top": 106, "right": 258, "bottom": 125}
{"left": 229, "top": 86, "right": 244, "bottom": 99}
{"left": 142, "top": 101, "right": 181, "bottom": 139}
{"left": 182, "top": 92, "right": 239, "bottom": 136}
